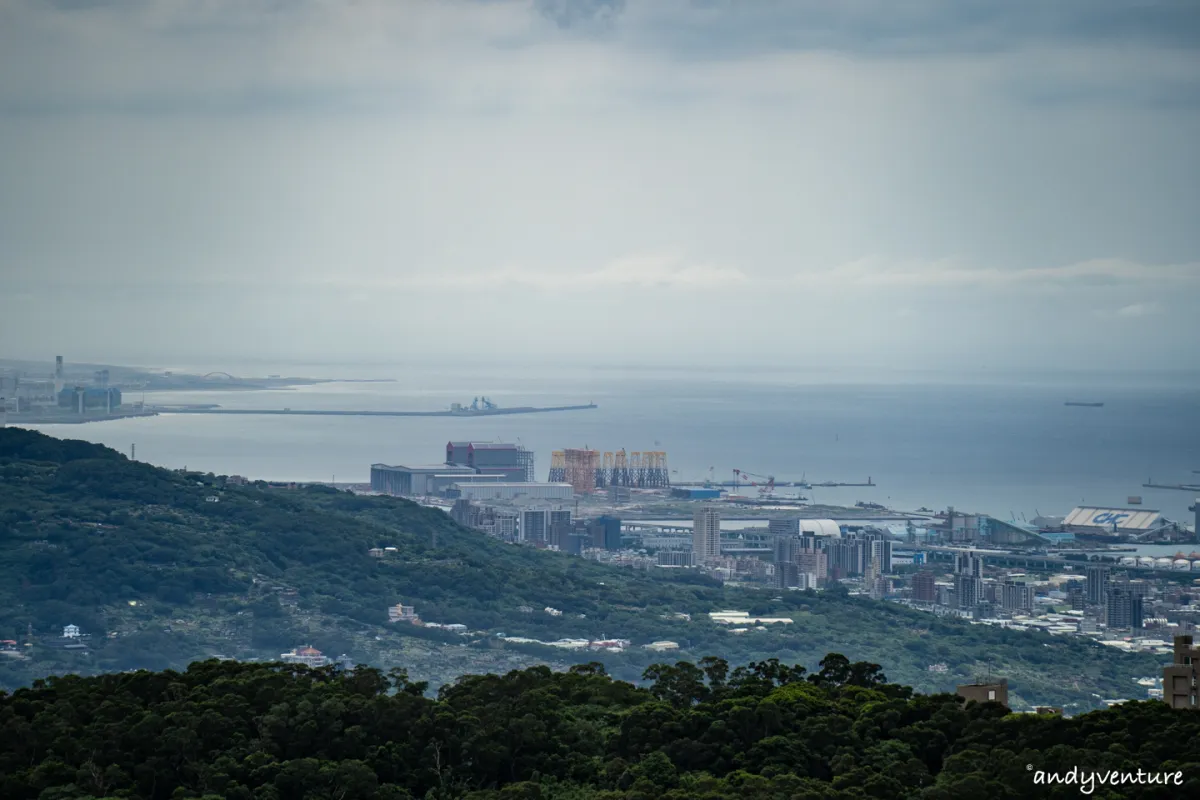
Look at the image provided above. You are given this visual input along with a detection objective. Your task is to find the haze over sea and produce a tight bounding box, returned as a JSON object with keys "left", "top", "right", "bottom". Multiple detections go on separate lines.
{"left": 25, "top": 363, "right": 1200, "bottom": 525}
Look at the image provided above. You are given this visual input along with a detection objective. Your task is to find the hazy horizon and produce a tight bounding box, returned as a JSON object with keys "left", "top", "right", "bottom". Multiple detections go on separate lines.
{"left": 2, "top": 1, "right": 1198, "bottom": 369}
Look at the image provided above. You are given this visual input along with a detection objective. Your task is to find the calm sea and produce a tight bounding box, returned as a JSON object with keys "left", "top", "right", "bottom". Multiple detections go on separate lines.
{"left": 22, "top": 363, "right": 1200, "bottom": 525}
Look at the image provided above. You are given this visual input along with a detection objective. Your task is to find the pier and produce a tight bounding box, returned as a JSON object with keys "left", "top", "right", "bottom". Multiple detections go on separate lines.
{"left": 151, "top": 403, "right": 599, "bottom": 418}
{"left": 1143, "top": 482, "right": 1200, "bottom": 493}
{"left": 672, "top": 477, "right": 875, "bottom": 489}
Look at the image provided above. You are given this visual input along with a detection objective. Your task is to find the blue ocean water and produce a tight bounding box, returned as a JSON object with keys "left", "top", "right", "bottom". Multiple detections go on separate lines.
{"left": 24, "top": 365, "right": 1200, "bottom": 524}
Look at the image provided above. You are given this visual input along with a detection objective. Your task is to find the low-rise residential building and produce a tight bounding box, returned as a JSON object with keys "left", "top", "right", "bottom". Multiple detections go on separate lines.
{"left": 709, "top": 610, "right": 794, "bottom": 625}
{"left": 388, "top": 603, "right": 419, "bottom": 624}
{"left": 956, "top": 678, "right": 1009, "bottom": 708}
{"left": 280, "top": 646, "right": 330, "bottom": 668}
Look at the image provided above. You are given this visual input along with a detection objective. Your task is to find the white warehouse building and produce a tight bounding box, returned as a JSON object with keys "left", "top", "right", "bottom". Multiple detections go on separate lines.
{"left": 453, "top": 482, "right": 574, "bottom": 502}
{"left": 800, "top": 519, "right": 842, "bottom": 537}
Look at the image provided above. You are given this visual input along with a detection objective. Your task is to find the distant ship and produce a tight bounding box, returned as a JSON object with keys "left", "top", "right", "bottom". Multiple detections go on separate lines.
{"left": 1064, "top": 401, "right": 1104, "bottom": 407}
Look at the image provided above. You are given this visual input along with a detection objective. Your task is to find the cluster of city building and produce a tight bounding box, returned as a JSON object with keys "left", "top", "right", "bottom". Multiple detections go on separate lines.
{"left": 1, "top": 356, "right": 127, "bottom": 419}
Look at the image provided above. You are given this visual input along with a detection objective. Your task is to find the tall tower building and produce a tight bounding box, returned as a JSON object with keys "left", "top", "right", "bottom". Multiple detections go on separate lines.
{"left": 1106, "top": 586, "right": 1144, "bottom": 630}
{"left": 912, "top": 571, "right": 936, "bottom": 603}
{"left": 954, "top": 551, "right": 984, "bottom": 578}
{"left": 1086, "top": 565, "right": 1110, "bottom": 605}
{"left": 1164, "top": 635, "right": 1200, "bottom": 709}
{"left": 692, "top": 506, "right": 721, "bottom": 564}
{"left": 768, "top": 518, "right": 800, "bottom": 537}
{"left": 869, "top": 539, "right": 893, "bottom": 574}
{"left": 955, "top": 574, "right": 984, "bottom": 609}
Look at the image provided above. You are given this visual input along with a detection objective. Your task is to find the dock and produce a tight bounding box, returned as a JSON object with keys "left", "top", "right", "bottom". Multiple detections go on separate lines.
{"left": 152, "top": 403, "right": 599, "bottom": 418}
{"left": 1143, "top": 482, "right": 1200, "bottom": 493}
{"left": 672, "top": 477, "right": 875, "bottom": 489}
{"left": 811, "top": 479, "right": 876, "bottom": 488}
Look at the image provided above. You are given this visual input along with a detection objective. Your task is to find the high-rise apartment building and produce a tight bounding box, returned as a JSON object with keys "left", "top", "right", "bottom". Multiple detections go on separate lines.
{"left": 955, "top": 574, "right": 984, "bottom": 610}
{"left": 1000, "top": 580, "right": 1034, "bottom": 613}
{"left": 775, "top": 561, "right": 799, "bottom": 590}
{"left": 1105, "top": 586, "right": 1144, "bottom": 630}
{"left": 795, "top": 549, "right": 827, "bottom": 584}
{"left": 520, "top": 508, "right": 549, "bottom": 544}
{"left": 768, "top": 518, "right": 800, "bottom": 538}
{"left": 772, "top": 533, "right": 798, "bottom": 566}
{"left": 692, "top": 507, "right": 721, "bottom": 564}
{"left": 954, "top": 551, "right": 984, "bottom": 578}
{"left": 869, "top": 539, "right": 892, "bottom": 574}
{"left": 912, "top": 571, "right": 936, "bottom": 603}
{"left": 589, "top": 515, "right": 622, "bottom": 550}
{"left": 953, "top": 551, "right": 984, "bottom": 610}
{"left": 1163, "top": 635, "right": 1200, "bottom": 709}
{"left": 1086, "top": 565, "right": 1110, "bottom": 605}
{"left": 827, "top": 539, "right": 868, "bottom": 576}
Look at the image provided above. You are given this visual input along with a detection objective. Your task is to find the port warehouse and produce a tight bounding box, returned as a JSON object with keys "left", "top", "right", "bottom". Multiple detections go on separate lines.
{"left": 445, "top": 441, "right": 534, "bottom": 482}
{"left": 1062, "top": 507, "right": 1166, "bottom": 535}
{"left": 370, "top": 464, "right": 481, "bottom": 496}
{"left": 370, "top": 441, "right": 537, "bottom": 495}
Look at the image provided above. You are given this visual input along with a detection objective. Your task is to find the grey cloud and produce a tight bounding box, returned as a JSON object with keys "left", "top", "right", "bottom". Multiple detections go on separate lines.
{"left": 1013, "top": 77, "right": 1200, "bottom": 111}
{"left": 45, "top": 0, "right": 134, "bottom": 9}
{"left": 0, "top": 85, "right": 435, "bottom": 118}
{"left": 626, "top": 0, "right": 1200, "bottom": 60}
{"left": 534, "top": 0, "right": 626, "bottom": 31}
{"left": 0, "top": 0, "right": 1197, "bottom": 371}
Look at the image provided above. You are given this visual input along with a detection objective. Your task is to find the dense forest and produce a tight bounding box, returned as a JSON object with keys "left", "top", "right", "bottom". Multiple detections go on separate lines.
{"left": 0, "top": 428, "right": 1163, "bottom": 708}
{"left": 0, "top": 655, "right": 1196, "bottom": 799}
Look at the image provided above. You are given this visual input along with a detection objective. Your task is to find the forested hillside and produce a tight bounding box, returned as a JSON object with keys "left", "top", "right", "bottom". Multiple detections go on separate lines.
{"left": 0, "top": 656, "right": 1196, "bottom": 800}
{"left": 0, "top": 428, "right": 1163, "bottom": 708}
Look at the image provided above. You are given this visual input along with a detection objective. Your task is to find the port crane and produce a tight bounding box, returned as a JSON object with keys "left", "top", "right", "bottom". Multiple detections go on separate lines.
{"left": 733, "top": 468, "right": 776, "bottom": 497}
{"left": 470, "top": 396, "right": 498, "bottom": 411}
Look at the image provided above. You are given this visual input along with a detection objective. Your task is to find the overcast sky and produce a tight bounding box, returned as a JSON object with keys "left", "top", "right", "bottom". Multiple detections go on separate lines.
{"left": 1, "top": 0, "right": 1198, "bottom": 372}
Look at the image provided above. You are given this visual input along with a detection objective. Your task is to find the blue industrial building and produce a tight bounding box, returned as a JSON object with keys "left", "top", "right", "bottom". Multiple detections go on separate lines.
{"left": 671, "top": 487, "right": 723, "bottom": 500}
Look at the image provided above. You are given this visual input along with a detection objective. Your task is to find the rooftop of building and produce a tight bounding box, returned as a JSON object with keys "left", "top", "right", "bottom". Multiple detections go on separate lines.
{"left": 372, "top": 463, "right": 478, "bottom": 473}
{"left": 1063, "top": 506, "right": 1164, "bottom": 530}
{"left": 454, "top": 482, "right": 573, "bottom": 489}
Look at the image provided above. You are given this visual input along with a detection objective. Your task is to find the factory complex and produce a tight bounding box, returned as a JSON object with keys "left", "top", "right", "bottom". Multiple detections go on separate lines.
{"left": 1, "top": 356, "right": 151, "bottom": 424}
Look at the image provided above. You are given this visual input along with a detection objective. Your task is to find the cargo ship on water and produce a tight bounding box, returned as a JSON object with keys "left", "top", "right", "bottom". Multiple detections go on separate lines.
{"left": 1064, "top": 401, "right": 1104, "bottom": 407}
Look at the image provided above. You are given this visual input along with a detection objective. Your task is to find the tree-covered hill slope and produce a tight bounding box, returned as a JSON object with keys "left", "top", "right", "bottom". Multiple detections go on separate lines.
{"left": 1, "top": 656, "right": 1197, "bottom": 800}
{"left": 0, "top": 428, "right": 1163, "bottom": 708}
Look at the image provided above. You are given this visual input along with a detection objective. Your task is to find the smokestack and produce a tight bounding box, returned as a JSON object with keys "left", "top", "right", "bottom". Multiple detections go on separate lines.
{"left": 76, "top": 386, "right": 84, "bottom": 415}
{"left": 55, "top": 356, "right": 63, "bottom": 379}
{"left": 1, "top": 397, "right": 7, "bottom": 428}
